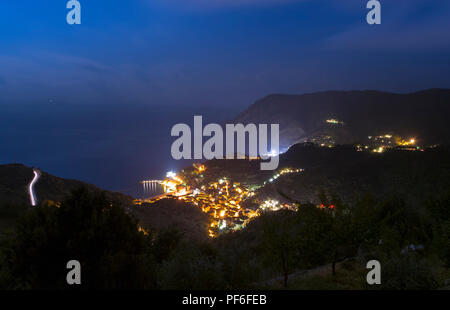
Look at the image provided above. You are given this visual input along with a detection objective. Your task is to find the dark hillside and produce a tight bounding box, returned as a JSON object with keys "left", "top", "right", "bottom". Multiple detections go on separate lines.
{"left": 234, "top": 89, "right": 450, "bottom": 149}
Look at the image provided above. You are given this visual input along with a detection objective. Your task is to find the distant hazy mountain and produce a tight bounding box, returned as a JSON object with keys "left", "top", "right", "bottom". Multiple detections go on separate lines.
{"left": 234, "top": 89, "right": 450, "bottom": 150}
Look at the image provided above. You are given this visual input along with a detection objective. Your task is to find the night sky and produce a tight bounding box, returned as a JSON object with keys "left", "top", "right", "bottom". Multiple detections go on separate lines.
{"left": 1, "top": 0, "right": 450, "bottom": 193}
{"left": 1, "top": 0, "right": 450, "bottom": 106}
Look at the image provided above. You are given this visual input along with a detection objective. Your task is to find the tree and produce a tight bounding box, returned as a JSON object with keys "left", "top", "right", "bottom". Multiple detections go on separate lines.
{"left": 426, "top": 191, "right": 450, "bottom": 266}
{"left": 2, "top": 187, "right": 156, "bottom": 289}
{"left": 261, "top": 210, "right": 298, "bottom": 288}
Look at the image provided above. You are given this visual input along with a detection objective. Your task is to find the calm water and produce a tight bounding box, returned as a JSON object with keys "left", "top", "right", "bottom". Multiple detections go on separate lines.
{"left": 0, "top": 103, "right": 241, "bottom": 197}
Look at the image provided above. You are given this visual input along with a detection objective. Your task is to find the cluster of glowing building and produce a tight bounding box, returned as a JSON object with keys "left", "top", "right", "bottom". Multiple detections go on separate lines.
{"left": 258, "top": 199, "right": 297, "bottom": 212}
{"left": 136, "top": 164, "right": 305, "bottom": 237}
{"left": 181, "top": 177, "right": 259, "bottom": 237}
{"left": 362, "top": 134, "right": 422, "bottom": 153}
{"left": 263, "top": 167, "right": 303, "bottom": 185}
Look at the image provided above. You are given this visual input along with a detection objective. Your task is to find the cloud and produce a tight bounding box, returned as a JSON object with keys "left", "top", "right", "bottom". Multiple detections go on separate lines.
{"left": 49, "top": 53, "right": 113, "bottom": 75}
{"left": 320, "top": 0, "right": 450, "bottom": 51}
{"left": 0, "top": 53, "right": 130, "bottom": 104}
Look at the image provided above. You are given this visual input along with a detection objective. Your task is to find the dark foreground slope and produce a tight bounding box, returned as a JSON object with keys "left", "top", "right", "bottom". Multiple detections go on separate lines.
{"left": 234, "top": 89, "right": 450, "bottom": 149}
{"left": 1, "top": 151, "right": 449, "bottom": 289}
{"left": 133, "top": 198, "right": 210, "bottom": 242}
{"left": 0, "top": 164, "right": 208, "bottom": 241}
{"left": 0, "top": 164, "right": 134, "bottom": 232}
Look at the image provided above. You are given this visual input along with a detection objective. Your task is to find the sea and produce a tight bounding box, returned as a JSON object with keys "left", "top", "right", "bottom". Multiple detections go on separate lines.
{"left": 0, "top": 102, "right": 241, "bottom": 198}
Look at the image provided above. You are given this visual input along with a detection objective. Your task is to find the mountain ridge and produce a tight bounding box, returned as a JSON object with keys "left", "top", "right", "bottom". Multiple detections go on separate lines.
{"left": 234, "top": 88, "right": 450, "bottom": 150}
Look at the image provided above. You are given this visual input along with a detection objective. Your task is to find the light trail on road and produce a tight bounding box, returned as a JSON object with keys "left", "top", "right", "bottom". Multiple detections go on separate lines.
{"left": 29, "top": 169, "right": 40, "bottom": 206}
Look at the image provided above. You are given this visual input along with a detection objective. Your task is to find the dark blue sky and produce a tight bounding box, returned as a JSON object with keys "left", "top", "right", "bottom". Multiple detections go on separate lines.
{"left": 1, "top": 1, "right": 450, "bottom": 193}
{"left": 1, "top": 0, "right": 450, "bottom": 107}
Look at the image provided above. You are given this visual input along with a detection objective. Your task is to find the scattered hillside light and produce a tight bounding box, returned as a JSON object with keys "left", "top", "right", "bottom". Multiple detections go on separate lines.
{"left": 219, "top": 220, "right": 227, "bottom": 230}
{"left": 410, "top": 138, "right": 416, "bottom": 144}
{"left": 326, "top": 119, "right": 345, "bottom": 125}
{"left": 166, "top": 171, "right": 176, "bottom": 178}
{"left": 260, "top": 199, "right": 281, "bottom": 211}
{"left": 197, "top": 164, "right": 206, "bottom": 172}
{"left": 373, "top": 146, "right": 384, "bottom": 153}
{"left": 177, "top": 189, "right": 187, "bottom": 196}
{"left": 138, "top": 225, "right": 149, "bottom": 235}
{"left": 262, "top": 150, "right": 279, "bottom": 157}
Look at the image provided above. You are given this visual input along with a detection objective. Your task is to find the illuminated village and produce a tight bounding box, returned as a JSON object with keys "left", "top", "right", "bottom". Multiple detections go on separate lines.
{"left": 134, "top": 165, "right": 303, "bottom": 237}
{"left": 134, "top": 117, "right": 425, "bottom": 238}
